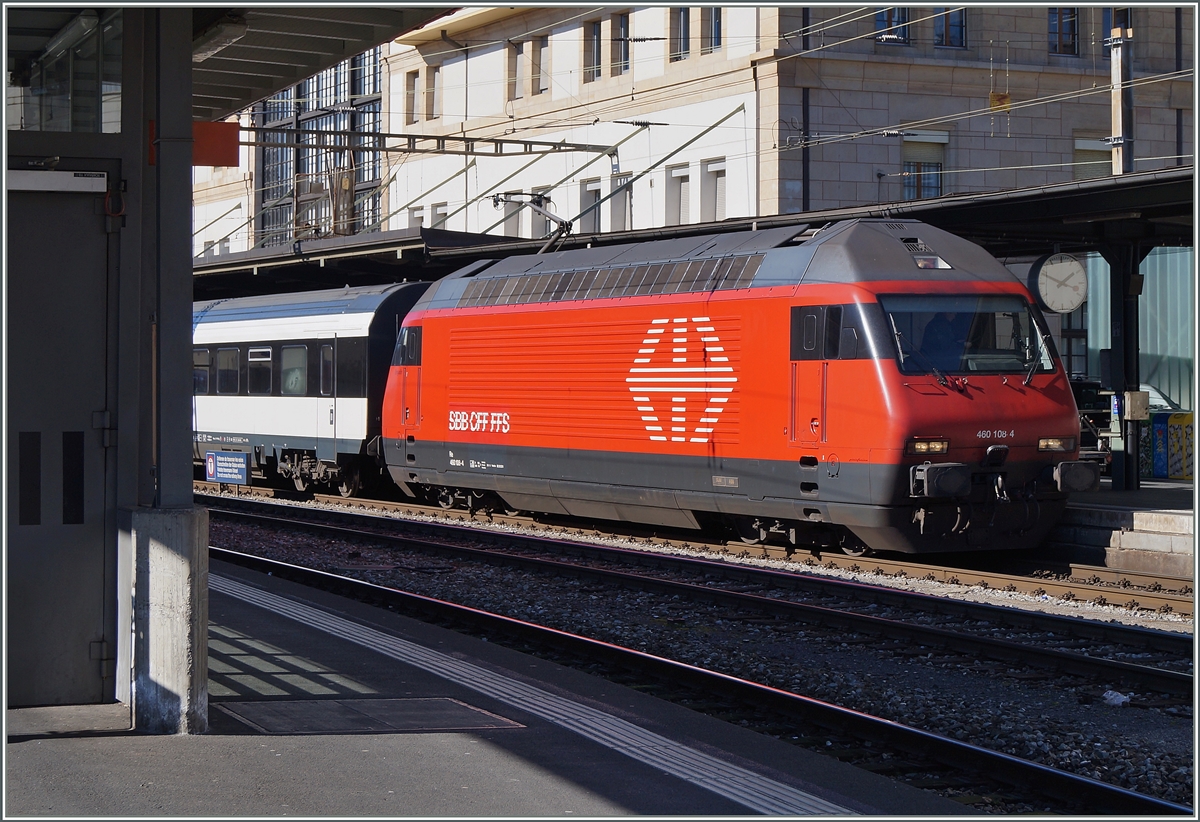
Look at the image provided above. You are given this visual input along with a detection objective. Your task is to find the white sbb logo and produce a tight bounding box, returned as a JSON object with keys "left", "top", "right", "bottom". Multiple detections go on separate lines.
{"left": 627, "top": 316, "right": 735, "bottom": 443}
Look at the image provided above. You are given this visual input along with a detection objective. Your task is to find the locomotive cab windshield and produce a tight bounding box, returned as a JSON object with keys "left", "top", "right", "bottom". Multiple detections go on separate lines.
{"left": 880, "top": 294, "right": 1055, "bottom": 377}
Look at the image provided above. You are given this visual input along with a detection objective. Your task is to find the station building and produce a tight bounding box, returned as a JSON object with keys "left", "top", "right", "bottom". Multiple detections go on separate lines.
{"left": 190, "top": 6, "right": 1194, "bottom": 407}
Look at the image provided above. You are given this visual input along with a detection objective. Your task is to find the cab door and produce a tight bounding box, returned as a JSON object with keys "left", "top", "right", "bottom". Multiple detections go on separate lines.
{"left": 398, "top": 326, "right": 422, "bottom": 464}
{"left": 790, "top": 306, "right": 830, "bottom": 446}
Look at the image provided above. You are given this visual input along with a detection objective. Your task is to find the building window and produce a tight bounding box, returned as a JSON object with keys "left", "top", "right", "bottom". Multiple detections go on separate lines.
{"left": 509, "top": 42, "right": 524, "bottom": 100}
{"left": 667, "top": 164, "right": 690, "bottom": 225}
{"left": 902, "top": 139, "right": 944, "bottom": 200}
{"left": 583, "top": 21, "right": 601, "bottom": 82}
{"left": 404, "top": 70, "right": 419, "bottom": 124}
{"left": 670, "top": 8, "right": 691, "bottom": 62}
{"left": 612, "top": 14, "right": 630, "bottom": 75}
{"left": 425, "top": 65, "right": 442, "bottom": 119}
{"left": 934, "top": 8, "right": 966, "bottom": 47}
{"left": 351, "top": 47, "right": 380, "bottom": 98}
{"left": 1073, "top": 139, "right": 1110, "bottom": 180}
{"left": 579, "top": 179, "right": 602, "bottom": 233}
{"left": 533, "top": 36, "right": 550, "bottom": 94}
{"left": 610, "top": 175, "right": 632, "bottom": 232}
{"left": 1060, "top": 304, "right": 1088, "bottom": 377}
{"left": 875, "top": 8, "right": 910, "bottom": 43}
{"left": 1049, "top": 8, "right": 1079, "bottom": 55}
{"left": 432, "top": 202, "right": 450, "bottom": 228}
{"left": 408, "top": 207, "right": 425, "bottom": 229}
{"left": 532, "top": 186, "right": 553, "bottom": 237}
{"left": 702, "top": 159, "right": 726, "bottom": 222}
{"left": 701, "top": 7, "right": 722, "bottom": 54}
{"left": 502, "top": 192, "right": 522, "bottom": 236}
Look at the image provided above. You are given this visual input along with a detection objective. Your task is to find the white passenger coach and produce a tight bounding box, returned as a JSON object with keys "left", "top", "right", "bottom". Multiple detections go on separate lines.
{"left": 192, "top": 282, "right": 429, "bottom": 495}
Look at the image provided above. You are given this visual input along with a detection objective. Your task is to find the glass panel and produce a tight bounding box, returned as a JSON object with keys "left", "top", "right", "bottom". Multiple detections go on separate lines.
{"left": 216, "top": 348, "right": 239, "bottom": 394}
{"left": 248, "top": 348, "right": 271, "bottom": 394}
{"left": 193, "top": 349, "right": 210, "bottom": 395}
{"left": 879, "top": 294, "right": 1055, "bottom": 375}
{"left": 281, "top": 345, "right": 308, "bottom": 395}
{"left": 336, "top": 338, "right": 366, "bottom": 397}
{"left": 320, "top": 344, "right": 334, "bottom": 396}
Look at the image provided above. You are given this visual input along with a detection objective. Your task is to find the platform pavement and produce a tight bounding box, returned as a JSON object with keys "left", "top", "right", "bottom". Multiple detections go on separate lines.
{"left": 6, "top": 559, "right": 972, "bottom": 818}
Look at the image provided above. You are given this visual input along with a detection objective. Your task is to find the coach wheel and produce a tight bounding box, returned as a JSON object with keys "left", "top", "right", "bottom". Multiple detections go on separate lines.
{"left": 336, "top": 468, "right": 360, "bottom": 498}
{"left": 292, "top": 475, "right": 309, "bottom": 493}
{"left": 734, "top": 518, "right": 767, "bottom": 545}
{"left": 436, "top": 488, "right": 457, "bottom": 509}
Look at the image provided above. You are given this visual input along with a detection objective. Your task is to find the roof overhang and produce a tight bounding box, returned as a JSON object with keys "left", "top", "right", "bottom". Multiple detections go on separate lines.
{"left": 5, "top": 6, "right": 454, "bottom": 121}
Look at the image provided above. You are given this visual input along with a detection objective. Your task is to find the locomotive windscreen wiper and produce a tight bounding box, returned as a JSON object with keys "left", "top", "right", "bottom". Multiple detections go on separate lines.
{"left": 892, "top": 326, "right": 949, "bottom": 387}
{"left": 1024, "top": 331, "right": 1050, "bottom": 386}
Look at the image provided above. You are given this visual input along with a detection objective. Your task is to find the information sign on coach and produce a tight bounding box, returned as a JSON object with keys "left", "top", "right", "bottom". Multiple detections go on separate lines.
{"left": 205, "top": 451, "right": 250, "bottom": 484}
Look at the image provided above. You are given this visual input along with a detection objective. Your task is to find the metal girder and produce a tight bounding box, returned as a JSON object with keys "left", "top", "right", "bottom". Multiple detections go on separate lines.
{"left": 241, "top": 127, "right": 617, "bottom": 158}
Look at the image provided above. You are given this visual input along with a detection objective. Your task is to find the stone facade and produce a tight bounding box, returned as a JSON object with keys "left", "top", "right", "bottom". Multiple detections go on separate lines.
{"left": 191, "top": 6, "right": 1193, "bottom": 251}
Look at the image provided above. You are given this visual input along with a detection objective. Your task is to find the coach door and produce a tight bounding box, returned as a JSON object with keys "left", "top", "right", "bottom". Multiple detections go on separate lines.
{"left": 317, "top": 342, "right": 336, "bottom": 461}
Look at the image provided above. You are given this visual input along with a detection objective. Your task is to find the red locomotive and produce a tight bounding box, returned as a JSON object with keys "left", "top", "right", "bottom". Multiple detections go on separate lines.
{"left": 382, "top": 219, "right": 1099, "bottom": 554}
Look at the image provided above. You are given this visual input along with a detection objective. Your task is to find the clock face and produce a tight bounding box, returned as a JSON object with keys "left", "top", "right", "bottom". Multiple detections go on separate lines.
{"left": 1031, "top": 253, "right": 1087, "bottom": 313}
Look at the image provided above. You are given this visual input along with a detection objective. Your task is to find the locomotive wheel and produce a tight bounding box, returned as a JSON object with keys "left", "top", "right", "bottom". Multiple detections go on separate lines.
{"left": 436, "top": 488, "right": 457, "bottom": 509}
{"left": 734, "top": 518, "right": 767, "bottom": 545}
{"left": 839, "top": 537, "right": 872, "bottom": 557}
{"left": 336, "top": 469, "right": 360, "bottom": 498}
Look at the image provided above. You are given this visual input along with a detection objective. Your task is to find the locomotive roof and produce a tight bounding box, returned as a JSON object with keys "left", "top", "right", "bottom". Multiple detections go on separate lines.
{"left": 413, "top": 219, "right": 1021, "bottom": 312}
{"left": 193, "top": 282, "right": 415, "bottom": 328}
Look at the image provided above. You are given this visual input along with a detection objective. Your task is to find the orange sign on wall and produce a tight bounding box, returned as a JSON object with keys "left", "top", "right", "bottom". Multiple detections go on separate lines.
{"left": 148, "top": 120, "right": 240, "bottom": 167}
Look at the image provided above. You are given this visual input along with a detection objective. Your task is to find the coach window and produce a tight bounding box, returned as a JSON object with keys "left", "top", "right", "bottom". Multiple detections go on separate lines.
{"left": 337, "top": 338, "right": 367, "bottom": 397}
{"left": 193, "top": 349, "right": 211, "bottom": 394}
{"left": 248, "top": 347, "right": 272, "bottom": 394}
{"left": 320, "top": 344, "right": 334, "bottom": 396}
{"left": 216, "top": 348, "right": 239, "bottom": 394}
{"left": 281, "top": 345, "right": 307, "bottom": 395}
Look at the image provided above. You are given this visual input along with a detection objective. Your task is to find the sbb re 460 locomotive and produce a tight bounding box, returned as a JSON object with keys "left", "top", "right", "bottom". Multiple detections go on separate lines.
{"left": 380, "top": 219, "right": 1099, "bottom": 554}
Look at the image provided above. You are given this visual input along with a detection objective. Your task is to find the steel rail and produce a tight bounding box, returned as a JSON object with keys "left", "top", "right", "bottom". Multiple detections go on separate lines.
{"left": 199, "top": 493, "right": 1193, "bottom": 656}
{"left": 207, "top": 505, "right": 1192, "bottom": 695}
{"left": 209, "top": 546, "right": 1193, "bottom": 816}
{"left": 195, "top": 484, "right": 1195, "bottom": 617}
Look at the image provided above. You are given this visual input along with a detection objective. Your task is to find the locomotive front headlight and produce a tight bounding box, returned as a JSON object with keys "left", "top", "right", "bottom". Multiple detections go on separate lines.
{"left": 906, "top": 439, "right": 949, "bottom": 455}
{"left": 1038, "top": 437, "right": 1076, "bottom": 452}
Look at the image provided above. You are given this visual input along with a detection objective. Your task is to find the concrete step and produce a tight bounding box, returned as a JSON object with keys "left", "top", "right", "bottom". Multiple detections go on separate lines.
{"left": 1048, "top": 503, "right": 1194, "bottom": 578}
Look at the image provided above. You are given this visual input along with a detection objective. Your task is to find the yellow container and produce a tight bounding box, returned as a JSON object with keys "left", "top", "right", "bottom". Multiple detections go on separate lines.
{"left": 1166, "top": 413, "right": 1194, "bottom": 480}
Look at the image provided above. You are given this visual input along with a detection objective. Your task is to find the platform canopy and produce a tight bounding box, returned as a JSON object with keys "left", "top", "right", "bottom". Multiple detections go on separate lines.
{"left": 5, "top": 6, "right": 453, "bottom": 121}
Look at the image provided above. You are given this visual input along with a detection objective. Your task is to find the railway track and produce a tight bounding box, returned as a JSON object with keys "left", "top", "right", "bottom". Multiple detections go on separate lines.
{"left": 195, "top": 482, "right": 1194, "bottom": 617}
{"left": 210, "top": 547, "right": 1191, "bottom": 815}
{"left": 202, "top": 496, "right": 1192, "bottom": 697}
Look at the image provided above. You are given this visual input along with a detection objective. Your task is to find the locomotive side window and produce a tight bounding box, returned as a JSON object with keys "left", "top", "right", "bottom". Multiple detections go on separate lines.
{"left": 216, "top": 348, "right": 239, "bottom": 394}
{"left": 880, "top": 294, "right": 1055, "bottom": 375}
{"left": 824, "top": 305, "right": 843, "bottom": 359}
{"left": 193, "top": 349, "right": 210, "bottom": 395}
{"left": 320, "top": 344, "right": 334, "bottom": 396}
{"left": 398, "top": 326, "right": 422, "bottom": 366}
{"left": 791, "top": 305, "right": 868, "bottom": 361}
{"left": 280, "top": 345, "right": 307, "bottom": 395}
{"left": 247, "top": 347, "right": 272, "bottom": 395}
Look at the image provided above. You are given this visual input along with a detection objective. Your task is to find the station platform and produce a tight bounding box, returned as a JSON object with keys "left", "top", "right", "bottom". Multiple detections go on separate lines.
{"left": 1054, "top": 478, "right": 1195, "bottom": 577}
{"left": 7, "top": 559, "right": 969, "bottom": 817}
